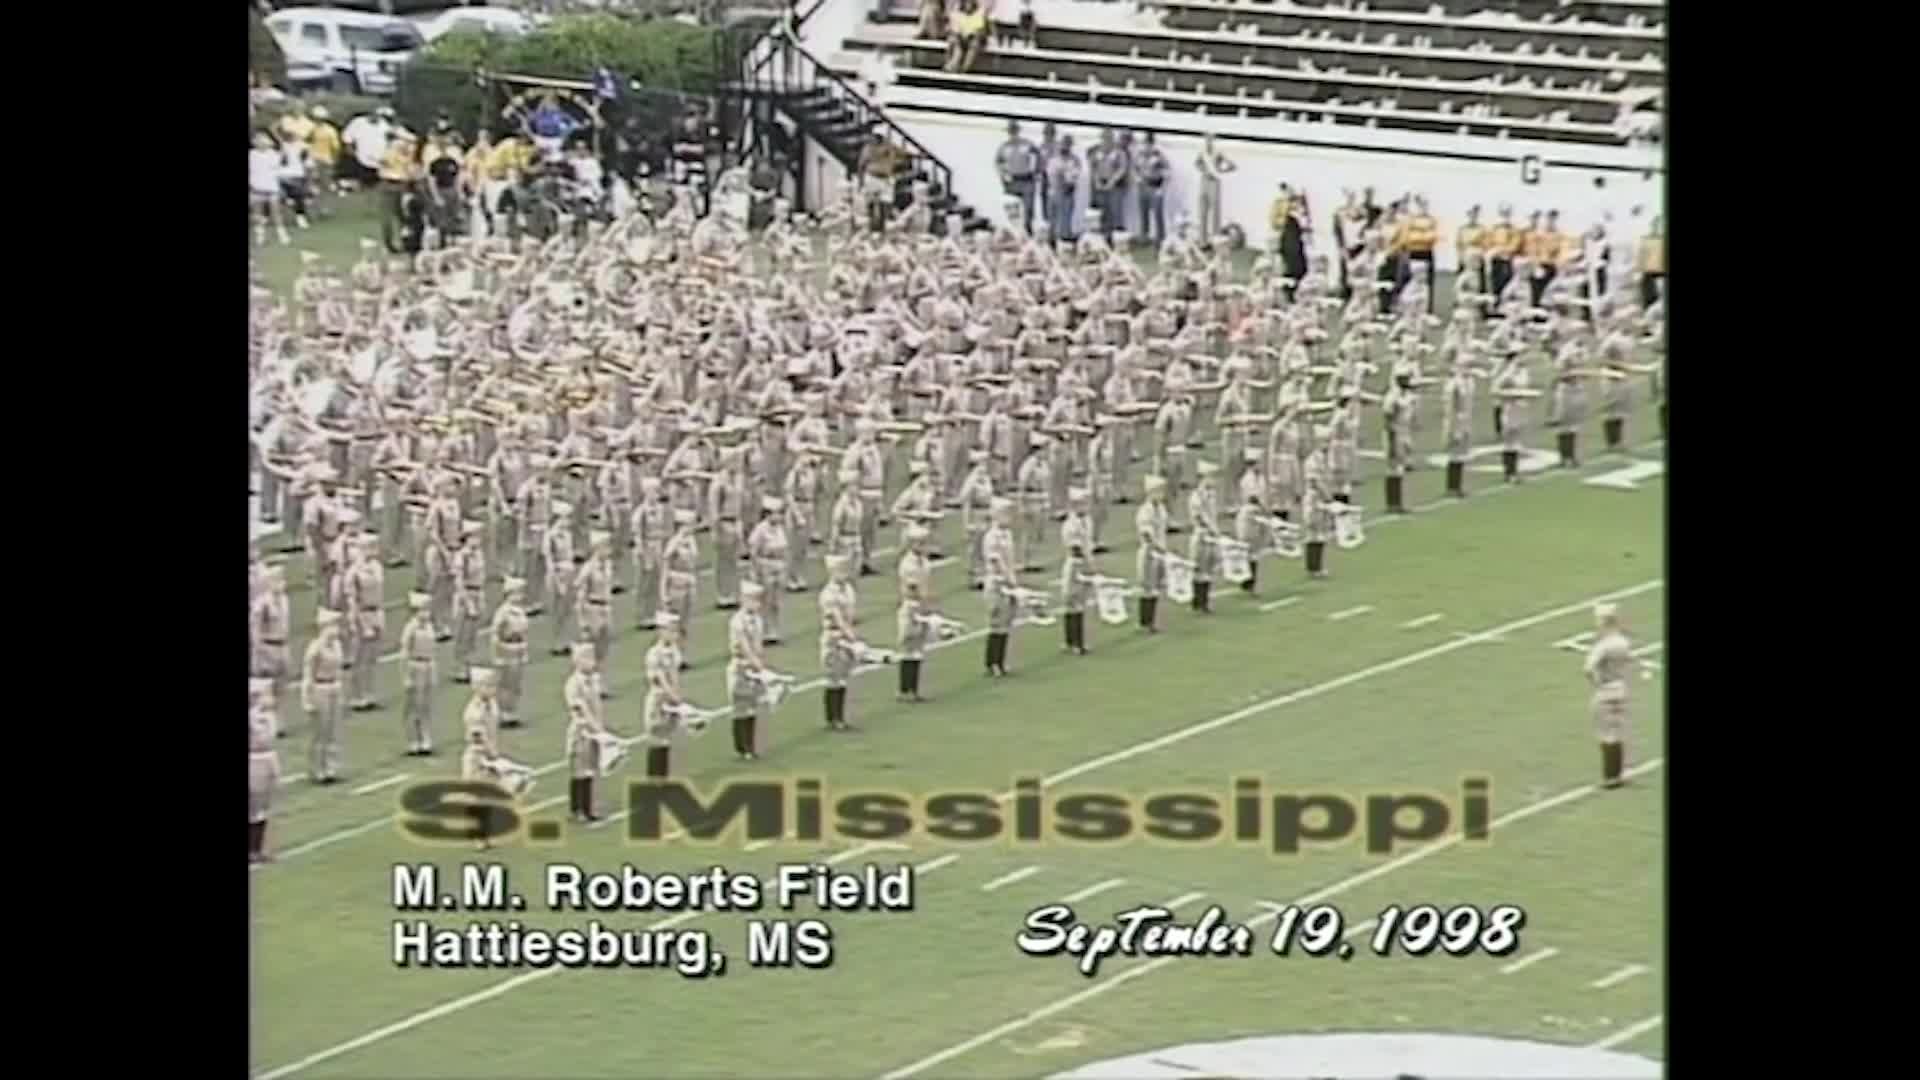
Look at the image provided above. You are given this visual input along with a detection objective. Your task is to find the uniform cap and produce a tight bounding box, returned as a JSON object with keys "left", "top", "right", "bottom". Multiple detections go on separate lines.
{"left": 1144, "top": 475, "right": 1167, "bottom": 494}
{"left": 409, "top": 592, "right": 430, "bottom": 610}
{"left": 461, "top": 519, "right": 485, "bottom": 537}
{"left": 249, "top": 676, "right": 275, "bottom": 696}
{"left": 1067, "top": 486, "right": 1090, "bottom": 503}
{"left": 907, "top": 460, "right": 928, "bottom": 476}
{"left": 763, "top": 496, "right": 785, "bottom": 513}
{"left": 741, "top": 580, "right": 765, "bottom": 599}
{"left": 571, "top": 642, "right": 595, "bottom": 663}
{"left": 551, "top": 501, "right": 573, "bottom": 518}
{"left": 969, "top": 450, "right": 989, "bottom": 465}
{"left": 1196, "top": 461, "right": 1220, "bottom": 477}
{"left": 470, "top": 667, "right": 498, "bottom": 687}
{"left": 315, "top": 608, "right": 342, "bottom": 628}
{"left": 589, "top": 529, "right": 612, "bottom": 548}
{"left": 502, "top": 576, "right": 527, "bottom": 594}
{"left": 990, "top": 496, "right": 1015, "bottom": 513}
{"left": 654, "top": 611, "right": 681, "bottom": 628}
{"left": 904, "top": 524, "right": 931, "bottom": 543}
{"left": 1594, "top": 602, "right": 1619, "bottom": 622}
{"left": 824, "top": 554, "right": 851, "bottom": 574}
{"left": 674, "top": 509, "right": 698, "bottom": 526}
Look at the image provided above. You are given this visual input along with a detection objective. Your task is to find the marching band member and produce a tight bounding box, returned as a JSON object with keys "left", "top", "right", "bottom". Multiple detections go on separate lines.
{"left": 1492, "top": 354, "right": 1535, "bottom": 484}
{"left": 661, "top": 509, "right": 700, "bottom": 666}
{"left": 828, "top": 473, "right": 866, "bottom": 575}
{"left": 1015, "top": 434, "right": 1053, "bottom": 572}
{"left": 728, "top": 581, "right": 772, "bottom": 757}
{"left": 398, "top": 591, "right": 437, "bottom": 756}
{"left": 708, "top": 459, "right": 747, "bottom": 609}
{"left": 890, "top": 460, "right": 941, "bottom": 559}
{"left": 566, "top": 695, "right": 605, "bottom": 822}
{"left": 600, "top": 436, "right": 636, "bottom": 582}
{"left": 344, "top": 533, "right": 384, "bottom": 712}
{"left": 564, "top": 641, "right": 604, "bottom": 737}
{"left": 818, "top": 554, "right": 860, "bottom": 731}
{"left": 1381, "top": 369, "right": 1415, "bottom": 513}
{"left": 425, "top": 476, "right": 461, "bottom": 636}
{"left": 748, "top": 497, "right": 791, "bottom": 642}
{"left": 641, "top": 614, "right": 687, "bottom": 776}
{"left": 1233, "top": 458, "right": 1268, "bottom": 595}
{"left": 250, "top": 564, "right": 291, "bottom": 736}
{"left": 451, "top": 520, "right": 487, "bottom": 681}
{"left": 848, "top": 419, "right": 886, "bottom": 571}
{"left": 1187, "top": 461, "right": 1222, "bottom": 613}
{"left": 631, "top": 477, "right": 671, "bottom": 629}
{"left": 1302, "top": 437, "right": 1334, "bottom": 579}
{"left": 463, "top": 667, "right": 501, "bottom": 747}
{"left": 575, "top": 529, "right": 615, "bottom": 680}
{"left": 982, "top": 496, "right": 1019, "bottom": 676}
{"left": 1442, "top": 358, "right": 1474, "bottom": 499}
{"left": 1135, "top": 475, "right": 1170, "bottom": 632}
{"left": 1059, "top": 517, "right": 1095, "bottom": 656}
{"left": 1550, "top": 339, "right": 1588, "bottom": 468}
{"left": 896, "top": 574, "right": 933, "bottom": 702}
{"left": 516, "top": 460, "right": 553, "bottom": 614}
{"left": 248, "top": 678, "right": 280, "bottom": 864}
{"left": 544, "top": 499, "right": 578, "bottom": 654}
{"left": 459, "top": 724, "right": 504, "bottom": 851}
{"left": 958, "top": 449, "right": 996, "bottom": 590}
{"left": 301, "top": 608, "right": 347, "bottom": 784}
{"left": 1584, "top": 602, "right": 1635, "bottom": 789}
{"left": 489, "top": 577, "right": 530, "bottom": 728}
{"left": 1598, "top": 319, "right": 1637, "bottom": 452}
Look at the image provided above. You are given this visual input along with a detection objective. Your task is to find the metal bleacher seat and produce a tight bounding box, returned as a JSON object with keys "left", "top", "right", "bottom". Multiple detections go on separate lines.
{"left": 841, "top": 0, "right": 1663, "bottom": 146}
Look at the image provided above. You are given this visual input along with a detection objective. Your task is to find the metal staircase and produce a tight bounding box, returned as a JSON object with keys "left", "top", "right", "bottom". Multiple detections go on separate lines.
{"left": 715, "top": 10, "right": 991, "bottom": 235}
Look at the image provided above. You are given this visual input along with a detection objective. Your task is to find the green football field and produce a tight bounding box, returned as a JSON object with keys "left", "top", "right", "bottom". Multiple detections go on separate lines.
{"left": 252, "top": 205, "right": 1665, "bottom": 1078}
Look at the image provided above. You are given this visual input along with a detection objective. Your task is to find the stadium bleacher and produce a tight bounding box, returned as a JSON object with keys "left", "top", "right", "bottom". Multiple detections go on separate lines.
{"left": 832, "top": 0, "right": 1664, "bottom": 146}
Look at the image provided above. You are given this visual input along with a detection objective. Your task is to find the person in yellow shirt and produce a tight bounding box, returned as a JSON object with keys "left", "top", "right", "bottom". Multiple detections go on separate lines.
{"left": 378, "top": 130, "right": 420, "bottom": 254}
{"left": 463, "top": 129, "right": 493, "bottom": 233}
{"left": 1456, "top": 204, "right": 1486, "bottom": 303}
{"left": 276, "top": 109, "right": 314, "bottom": 151}
{"left": 1522, "top": 210, "right": 1557, "bottom": 307}
{"left": 485, "top": 130, "right": 533, "bottom": 241}
{"left": 1400, "top": 196, "right": 1439, "bottom": 312}
{"left": 946, "top": 0, "right": 988, "bottom": 73}
{"left": 305, "top": 106, "right": 342, "bottom": 206}
{"left": 1486, "top": 204, "right": 1519, "bottom": 308}
{"left": 1636, "top": 215, "right": 1665, "bottom": 310}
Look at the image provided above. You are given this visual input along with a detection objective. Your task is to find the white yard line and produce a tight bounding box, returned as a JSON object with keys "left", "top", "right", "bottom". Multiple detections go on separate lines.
{"left": 875, "top": 756, "right": 1666, "bottom": 1079}
{"left": 1060, "top": 878, "right": 1127, "bottom": 904}
{"left": 1257, "top": 596, "right": 1300, "bottom": 613}
{"left": 1631, "top": 641, "right": 1664, "bottom": 658}
{"left": 1328, "top": 605, "right": 1374, "bottom": 622}
{"left": 1589, "top": 963, "right": 1649, "bottom": 990}
{"left": 1499, "top": 946, "right": 1560, "bottom": 975}
{"left": 1399, "top": 612, "right": 1444, "bottom": 630}
{"left": 981, "top": 866, "right": 1043, "bottom": 892}
{"left": 1163, "top": 892, "right": 1207, "bottom": 911}
{"left": 1587, "top": 1014, "right": 1663, "bottom": 1050}
{"left": 349, "top": 774, "right": 411, "bottom": 797}
{"left": 915, "top": 853, "right": 960, "bottom": 874}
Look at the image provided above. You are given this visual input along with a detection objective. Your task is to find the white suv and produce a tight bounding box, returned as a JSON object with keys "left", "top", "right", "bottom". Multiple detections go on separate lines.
{"left": 266, "top": 7, "right": 424, "bottom": 96}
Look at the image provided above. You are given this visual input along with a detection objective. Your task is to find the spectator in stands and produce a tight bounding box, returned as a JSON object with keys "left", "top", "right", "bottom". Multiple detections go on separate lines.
{"left": 856, "top": 126, "right": 907, "bottom": 233}
{"left": 1524, "top": 209, "right": 1558, "bottom": 308}
{"left": 379, "top": 130, "right": 422, "bottom": 254}
{"left": 1044, "top": 135, "right": 1082, "bottom": 244}
{"left": 1089, "top": 129, "right": 1128, "bottom": 246}
{"left": 1036, "top": 121, "right": 1059, "bottom": 218}
{"left": 277, "top": 127, "right": 313, "bottom": 233}
{"left": 1017, "top": 0, "right": 1037, "bottom": 46}
{"left": 1332, "top": 190, "right": 1368, "bottom": 300}
{"left": 306, "top": 106, "right": 342, "bottom": 212}
{"left": 1269, "top": 183, "right": 1306, "bottom": 292}
{"left": 1636, "top": 215, "right": 1664, "bottom": 310}
{"left": 1115, "top": 130, "right": 1138, "bottom": 235}
{"left": 1487, "top": 204, "right": 1519, "bottom": 308}
{"left": 1193, "top": 134, "right": 1234, "bottom": 245}
{"left": 1398, "top": 196, "right": 1439, "bottom": 313}
{"left": 946, "top": 0, "right": 989, "bottom": 73}
{"left": 1131, "top": 131, "right": 1169, "bottom": 248}
{"left": 1456, "top": 205, "right": 1487, "bottom": 302}
{"left": 342, "top": 107, "right": 396, "bottom": 191}
{"left": 528, "top": 93, "right": 581, "bottom": 158}
{"left": 250, "top": 131, "right": 290, "bottom": 247}
{"left": 996, "top": 120, "right": 1042, "bottom": 233}
{"left": 917, "top": 0, "right": 946, "bottom": 39}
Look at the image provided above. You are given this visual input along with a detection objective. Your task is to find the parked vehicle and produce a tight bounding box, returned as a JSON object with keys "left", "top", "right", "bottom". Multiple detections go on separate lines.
{"left": 413, "top": 6, "right": 533, "bottom": 42}
{"left": 264, "top": 7, "right": 424, "bottom": 96}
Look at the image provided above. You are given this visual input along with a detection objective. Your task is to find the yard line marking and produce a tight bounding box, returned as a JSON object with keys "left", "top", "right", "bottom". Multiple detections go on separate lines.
{"left": 1399, "top": 612, "right": 1444, "bottom": 630}
{"left": 1164, "top": 892, "right": 1207, "bottom": 911}
{"left": 350, "top": 774, "right": 411, "bottom": 797}
{"left": 1588, "top": 1014, "right": 1663, "bottom": 1050}
{"left": 915, "top": 853, "right": 960, "bottom": 873}
{"left": 875, "top": 755, "right": 1666, "bottom": 1079}
{"left": 1258, "top": 596, "right": 1300, "bottom": 612}
{"left": 1342, "top": 918, "right": 1379, "bottom": 939}
{"left": 1500, "top": 946, "right": 1560, "bottom": 974}
{"left": 1327, "top": 605, "right": 1374, "bottom": 621}
{"left": 1632, "top": 641, "right": 1664, "bottom": 658}
{"left": 982, "top": 866, "right": 1043, "bottom": 892}
{"left": 1060, "top": 879, "right": 1128, "bottom": 904}
{"left": 743, "top": 840, "right": 772, "bottom": 852}
{"left": 1590, "top": 963, "right": 1649, "bottom": 989}
{"left": 827, "top": 841, "right": 907, "bottom": 865}
{"left": 252, "top": 582, "right": 1669, "bottom": 1067}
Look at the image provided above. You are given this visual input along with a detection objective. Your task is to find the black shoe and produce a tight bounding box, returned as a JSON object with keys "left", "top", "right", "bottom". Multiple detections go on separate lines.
{"left": 501, "top": 719, "right": 523, "bottom": 729}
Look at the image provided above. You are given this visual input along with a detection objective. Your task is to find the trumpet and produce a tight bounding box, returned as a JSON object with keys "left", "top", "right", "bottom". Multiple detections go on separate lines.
{"left": 486, "top": 756, "right": 537, "bottom": 797}
{"left": 1004, "top": 586, "right": 1057, "bottom": 627}
{"left": 748, "top": 668, "right": 799, "bottom": 710}
{"left": 915, "top": 612, "right": 969, "bottom": 639}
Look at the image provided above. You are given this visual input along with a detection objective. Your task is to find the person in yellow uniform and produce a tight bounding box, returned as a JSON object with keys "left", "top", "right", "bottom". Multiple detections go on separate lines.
{"left": 276, "top": 108, "right": 314, "bottom": 154}
{"left": 1636, "top": 214, "right": 1665, "bottom": 310}
{"left": 462, "top": 129, "right": 493, "bottom": 233}
{"left": 1401, "top": 196, "right": 1439, "bottom": 312}
{"left": 378, "top": 129, "right": 420, "bottom": 254}
{"left": 306, "top": 106, "right": 342, "bottom": 208}
{"left": 1551, "top": 210, "right": 1581, "bottom": 302}
{"left": 1522, "top": 210, "right": 1558, "bottom": 307}
{"left": 486, "top": 129, "right": 534, "bottom": 242}
{"left": 1377, "top": 201, "right": 1406, "bottom": 315}
{"left": 1487, "top": 205, "right": 1520, "bottom": 309}
{"left": 1456, "top": 204, "right": 1487, "bottom": 313}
